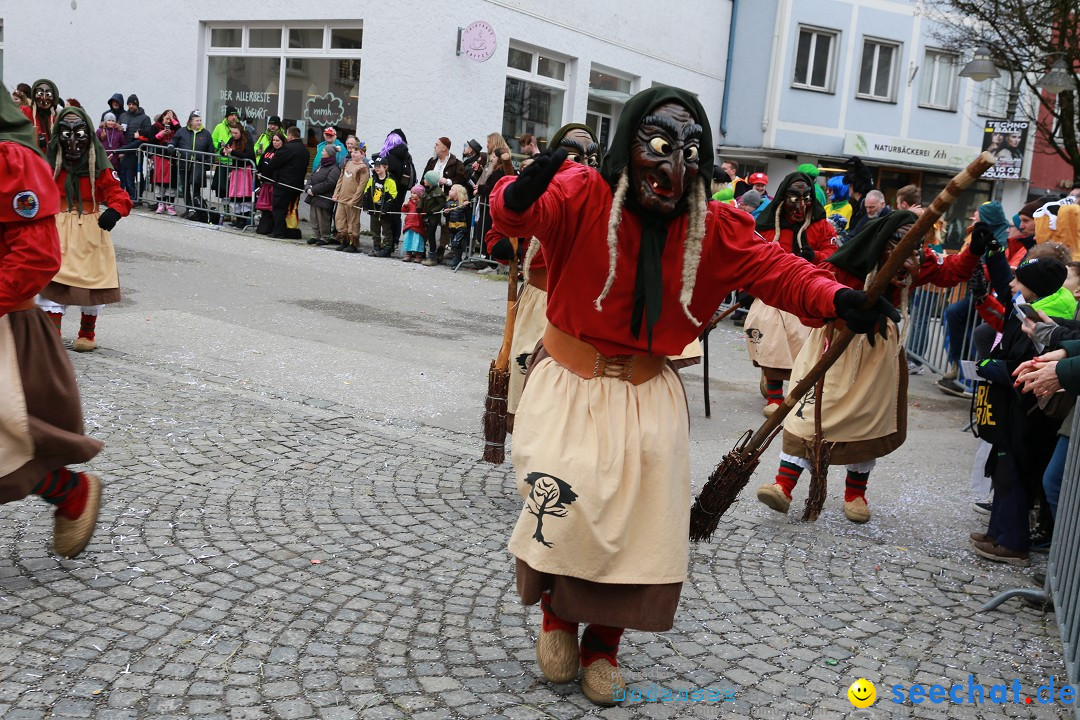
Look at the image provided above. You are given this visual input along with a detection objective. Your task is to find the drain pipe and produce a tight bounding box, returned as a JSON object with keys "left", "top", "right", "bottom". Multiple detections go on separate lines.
{"left": 719, "top": 0, "right": 739, "bottom": 139}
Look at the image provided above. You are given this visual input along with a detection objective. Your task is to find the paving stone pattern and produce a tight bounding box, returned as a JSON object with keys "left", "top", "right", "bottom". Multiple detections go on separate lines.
{"left": 0, "top": 319, "right": 1070, "bottom": 716}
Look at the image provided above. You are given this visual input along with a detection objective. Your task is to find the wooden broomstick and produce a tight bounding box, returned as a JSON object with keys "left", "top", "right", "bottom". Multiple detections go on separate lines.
{"left": 482, "top": 238, "right": 520, "bottom": 464}
{"left": 689, "top": 151, "right": 996, "bottom": 541}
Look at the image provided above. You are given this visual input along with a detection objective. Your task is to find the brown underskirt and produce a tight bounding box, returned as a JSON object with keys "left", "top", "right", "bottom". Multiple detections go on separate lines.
{"left": 516, "top": 558, "right": 682, "bottom": 632}
{"left": 781, "top": 352, "right": 909, "bottom": 465}
{"left": 0, "top": 309, "right": 102, "bottom": 503}
{"left": 39, "top": 281, "right": 121, "bottom": 307}
{"left": 669, "top": 355, "right": 702, "bottom": 370}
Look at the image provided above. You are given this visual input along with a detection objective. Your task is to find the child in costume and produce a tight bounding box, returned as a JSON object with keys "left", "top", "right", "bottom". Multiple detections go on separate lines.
{"left": 756, "top": 210, "right": 986, "bottom": 522}
{"left": 490, "top": 86, "right": 898, "bottom": 706}
{"left": 419, "top": 171, "right": 446, "bottom": 266}
{"left": 35, "top": 106, "right": 132, "bottom": 352}
{"left": 332, "top": 146, "right": 370, "bottom": 253}
{"left": 400, "top": 184, "right": 427, "bottom": 262}
{"left": 1, "top": 82, "right": 104, "bottom": 558}
{"left": 362, "top": 156, "right": 399, "bottom": 257}
{"left": 443, "top": 184, "right": 471, "bottom": 265}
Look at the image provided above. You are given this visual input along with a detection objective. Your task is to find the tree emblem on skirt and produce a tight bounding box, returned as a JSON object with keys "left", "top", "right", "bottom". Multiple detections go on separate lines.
{"left": 524, "top": 472, "right": 578, "bottom": 547}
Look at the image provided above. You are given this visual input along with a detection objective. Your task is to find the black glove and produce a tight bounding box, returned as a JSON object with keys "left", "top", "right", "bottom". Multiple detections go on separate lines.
{"left": 501, "top": 148, "right": 567, "bottom": 213}
{"left": 794, "top": 244, "right": 816, "bottom": 262}
{"left": 490, "top": 237, "right": 515, "bottom": 261}
{"left": 98, "top": 207, "right": 122, "bottom": 231}
{"left": 968, "top": 222, "right": 999, "bottom": 257}
{"left": 736, "top": 291, "right": 754, "bottom": 309}
{"left": 833, "top": 288, "right": 902, "bottom": 346}
{"left": 968, "top": 263, "right": 988, "bottom": 302}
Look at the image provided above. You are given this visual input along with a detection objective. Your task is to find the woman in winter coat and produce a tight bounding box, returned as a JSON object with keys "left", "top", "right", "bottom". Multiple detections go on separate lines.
{"left": 139, "top": 109, "right": 181, "bottom": 214}
{"left": 331, "top": 146, "right": 370, "bottom": 253}
{"left": 220, "top": 125, "right": 256, "bottom": 229}
{"left": 305, "top": 145, "right": 341, "bottom": 245}
{"left": 255, "top": 132, "right": 284, "bottom": 235}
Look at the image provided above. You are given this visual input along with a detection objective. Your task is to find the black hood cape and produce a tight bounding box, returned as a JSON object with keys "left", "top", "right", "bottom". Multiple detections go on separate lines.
{"left": 755, "top": 171, "right": 827, "bottom": 232}
{"left": 827, "top": 209, "right": 918, "bottom": 279}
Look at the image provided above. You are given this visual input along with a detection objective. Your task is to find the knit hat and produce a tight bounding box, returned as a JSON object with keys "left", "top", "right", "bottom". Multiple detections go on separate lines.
{"left": 739, "top": 189, "right": 763, "bottom": 210}
{"left": 224, "top": 106, "right": 238, "bottom": 116}
{"left": 411, "top": 183, "right": 425, "bottom": 195}
{"left": 127, "top": 94, "right": 139, "bottom": 106}
{"left": 103, "top": 112, "right": 116, "bottom": 122}
{"left": 423, "top": 170, "right": 441, "bottom": 186}
{"left": 438, "top": 136, "right": 451, "bottom": 150}
{"left": 1015, "top": 257, "right": 1067, "bottom": 299}
{"left": 796, "top": 163, "right": 820, "bottom": 178}
{"left": 268, "top": 116, "right": 281, "bottom": 126}
{"left": 1020, "top": 198, "right": 1045, "bottom": 218}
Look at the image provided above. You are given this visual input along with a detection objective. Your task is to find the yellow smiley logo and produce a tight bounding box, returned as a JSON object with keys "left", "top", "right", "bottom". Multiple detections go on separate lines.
{"left": 847, "top": 678, "right": 876, "bottom": 708}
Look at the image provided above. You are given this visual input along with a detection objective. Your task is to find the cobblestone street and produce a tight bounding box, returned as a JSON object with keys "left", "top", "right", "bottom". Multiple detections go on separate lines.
{"left": 0, "top": 215, "right": 1069, "bottom": 719}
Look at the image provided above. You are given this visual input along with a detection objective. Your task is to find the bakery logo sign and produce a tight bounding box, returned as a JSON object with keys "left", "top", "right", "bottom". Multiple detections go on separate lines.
{"left": 304, "top": 93, "right": 345, "bottom": 128}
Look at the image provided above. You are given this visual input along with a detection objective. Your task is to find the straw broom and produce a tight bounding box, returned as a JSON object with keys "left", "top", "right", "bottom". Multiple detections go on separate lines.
{"left": 802, "top": 354, "right": 833, "bottom": 522}
{"left": 689, "top": 151, "right": 996, "bottom": 541}
{"left": 482, "top": 238, "right": 520, "bottom": 464}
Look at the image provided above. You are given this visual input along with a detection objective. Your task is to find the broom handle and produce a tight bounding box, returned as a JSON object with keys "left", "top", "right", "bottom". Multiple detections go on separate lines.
{"left": 494, "top": 238, "right": 520, "bottom": 371}
{"left": 737, "top": 151, "right": 996, "bottom": 457}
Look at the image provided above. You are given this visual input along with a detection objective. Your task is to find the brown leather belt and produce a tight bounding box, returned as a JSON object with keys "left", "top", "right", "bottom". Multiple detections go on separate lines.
{"left": 9, "top": 299, "right": 37, "bottom": 312}
{"left": 527, "top": 266, "right": 547, "bottom": 293}
{"left": 542, "top": 324, "right": 667, "bottom": 386}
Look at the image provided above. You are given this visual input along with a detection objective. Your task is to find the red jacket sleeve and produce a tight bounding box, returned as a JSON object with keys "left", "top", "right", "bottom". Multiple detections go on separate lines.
{"left": 96, "top": 169, "right": 133, "bottom": 216}
{"left": 490, "top": 163, "right": 596, "bottom": 254}
{"left": 0, "top": 142, "right": 62, "bottom": 313}
{"left": 913, "top": 246, "right": 978, "bottom": 289}
{"left": 975, "top": 294, "right": 1005, "bottom": 333}
{"left": 807, "top": 219, "right": 838, "bottom": 264}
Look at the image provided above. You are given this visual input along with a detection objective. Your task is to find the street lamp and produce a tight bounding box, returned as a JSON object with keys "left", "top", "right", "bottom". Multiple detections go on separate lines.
{"left": 1038, "top": 58, "right": 1072, "bottom": 95}
{"left": 959, "top": 46, "right": 1000, "bottom": 83}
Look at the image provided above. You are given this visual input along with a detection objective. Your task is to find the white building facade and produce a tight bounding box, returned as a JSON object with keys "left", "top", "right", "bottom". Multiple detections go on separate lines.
{"left": 1, "top": 1, "right": 729, "bottom": 160}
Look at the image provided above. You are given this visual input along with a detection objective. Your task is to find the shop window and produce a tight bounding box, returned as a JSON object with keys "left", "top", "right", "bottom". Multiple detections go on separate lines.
{"left": 857, "top": 38, "right": 900, "bottom": 102}
{"left": 793, "top": 26, "right": 838, "bottom": 92}
{"left": 249, "top": 28, "right": 282, "bottom": 49}
{"left": 590, "top": 70, "right": 631, "bottom": 96}
{"left": 289, "top": 28, "right": 324, "bottom": 50}
{"left": 206, "top": 23, "right": 362, "bottom": 140}
{"left": 211, "top": 28, "right": 242, "bottom": 48}
{"left": 330, "top": 28, "right": 363, "bottom": 50}
{"left": 503, "top": 42, "right": 569, "bottom": 153}
{"left": 919, "top": 49, "right": 959, "bottom": 111}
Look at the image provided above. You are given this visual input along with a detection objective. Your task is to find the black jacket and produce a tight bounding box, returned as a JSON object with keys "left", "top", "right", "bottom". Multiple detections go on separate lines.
{"left": 101, "top": 93, "right": 124, "bottom": 123}
{"left": 304, "top": 156, "right": 341, "bottom": 209}
{"left": 119, "top": 106, "right": 152, "bottom": 144}
{"left": 266, "top": 139, "right": 310, "bottom": 191}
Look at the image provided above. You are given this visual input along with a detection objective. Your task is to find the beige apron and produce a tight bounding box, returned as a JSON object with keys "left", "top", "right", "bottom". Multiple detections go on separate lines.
{"left": 508, "top": 357, "right": 690, "bottom": 585}
{"left": 744, "top": 300, "right": 809, "bottom": 370}
{"left": 508, "top": 283, "right": 548, "bottom": 416}
{"left": 0, "top": 316, "right": 34, "bottom": 477}
{"left": 670, "top": 337, "right": 703, "bottom": 369}
{"left": 784, "top": 323, "right": 900, "bottom": 443}
{"left": 51, "top": 211, "right": 119, "bottom": 290}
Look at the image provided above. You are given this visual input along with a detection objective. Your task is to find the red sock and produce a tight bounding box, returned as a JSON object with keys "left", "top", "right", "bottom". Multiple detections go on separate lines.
{"left": 581, "top": 624, "right": 623, "bottom": 667}
{"left": 765, "top": 380, "right": 784, "bottom": 405}
{"left": 46, "top": 312, "right": 63, "bottom": 334}
{"left": 540, "top": 591, "right": 577, "bottom": 635}
{"left": 78, "top": 313, "right": 97, "bottom": 341}
{"left": 844, "top": 470, "right": 870, "bottom": 502}
{"left": 34, "top": 468, "right": 89, "bottom": 520}
{"left": 774, "top": 460, "right": 803, "bottom": 498}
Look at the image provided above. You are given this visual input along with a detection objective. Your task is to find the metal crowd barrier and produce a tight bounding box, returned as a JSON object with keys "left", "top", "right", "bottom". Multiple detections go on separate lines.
{"left": 982, "top": 402, "right": 1079, "bottom": 719}
{"left": 123, "top": 145, "right": 258, "bottom": 229}
{"left": 903, "top": 280, "right": 979, "bottom": 388}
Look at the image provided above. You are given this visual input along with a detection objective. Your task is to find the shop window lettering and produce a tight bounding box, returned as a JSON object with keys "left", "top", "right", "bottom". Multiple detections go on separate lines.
{"left": 219, "top": 89, "right": 273, "bottom": 104}
{"left": 304, "top": 92, "right": 345, "bottom": 127}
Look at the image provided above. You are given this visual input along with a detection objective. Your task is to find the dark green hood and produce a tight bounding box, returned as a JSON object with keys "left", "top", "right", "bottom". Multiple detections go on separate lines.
{"left": 756, "top": 171, "right": 827, "bottom": 232}
{"left": 599, "top": 85, "right": 714, "bottom": 195}
{"left": 46, "top": 105, "right": 111, "bottom": 214}
{"left": 548, "top": 122, "right": 603, "bottom": 165}
{"left": 0, "top": 82, "right": 42, "bottom": 155}
{"left": 596, "top": 85, "right": 714, "bottom": 351}
{"left": 827, "top": 209, "right": 918, "bottom": 279}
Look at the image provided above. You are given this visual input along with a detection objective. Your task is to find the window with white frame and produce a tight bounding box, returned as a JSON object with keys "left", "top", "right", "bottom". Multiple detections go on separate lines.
{"left": 205, "top": 23, "right": 362, "bottom": 140}
{"left": 792, "top": 26, "right": 839, "bottom": 92}
{"left": 857, "top": 38, "right": 900, "bottom": 102}
{"left": 502, "top": 42, "right": 568, "bottom": 153}
{"left": 976, "top": 71, "right": 1018, "bottom": 118}
{"left": 919, "top": 48, "right": 959, "bottom": 111}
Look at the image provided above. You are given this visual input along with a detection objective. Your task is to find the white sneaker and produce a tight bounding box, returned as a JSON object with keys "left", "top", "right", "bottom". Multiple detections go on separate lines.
{"left": 907, "top": 361, "right": 926, "bottom": 375}
{"left": 477, "top": 266, "right": 496, "bottom": 275}
{"left": 155, "top": 202, "right": 165, "bottom": 214}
